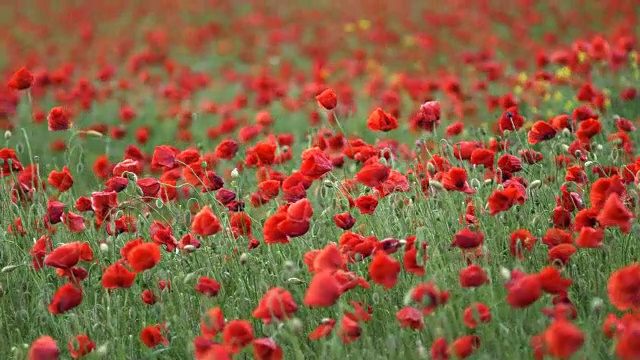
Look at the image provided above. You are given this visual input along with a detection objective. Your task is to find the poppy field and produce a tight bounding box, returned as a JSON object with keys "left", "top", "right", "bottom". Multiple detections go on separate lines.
{"left": 2, "top": 0, "right": 640, "bottom": 359}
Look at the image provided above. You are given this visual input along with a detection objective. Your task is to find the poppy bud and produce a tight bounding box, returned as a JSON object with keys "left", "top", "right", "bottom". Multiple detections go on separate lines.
{"left": 231, "top": 168, "right": 239, "bottom": 178}
{"left": 4, "top": 130, "right": 11, "bottom": 139}
{"left": 239, "top": 253, "right": 249, "bottom": 265}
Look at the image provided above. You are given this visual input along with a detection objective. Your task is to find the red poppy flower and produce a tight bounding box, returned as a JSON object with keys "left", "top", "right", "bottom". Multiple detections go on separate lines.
{"left": 548, "top": 244, "right": 577, "bottom": 265}
{"left": 543, "top": 319, "right": 584, "bottom": 358}
{"left": 403, "top": 247, "right": 426, "bottom": 276}
{"left": 538, "top": 267, "right": 572, "bottom": 294}
{"left": 338, "top": 314, "right": 361, "bottom": 344}
{"left": 355, "top": 162, "right": 390, "bottom": 187}
{"left": 252, "top": 287, "right": 298, "bottom": 324}
{"left": 396, "top": 306, "right": 424, "bottom": 330}
{"left": 49, "top": 282, "right": 83, "bottom": 314}
{"left": 254, "top": 142, "right": 277, "bottom": 166}
{"left": 452, "top": 229, "right": 484, "bottom": 249}
{"left": 309, "top": 319, "right": 336, "bottom": 340}
{"left": 463, "top": 303, "right": 491, "bottom": 328}
{"left": 68, "top": 334, "right": 95, "bottom": 359}
{"left": 48, "top": 166, "right": 73, "bottom": 192}
{"left": 48, "top": 107, "right": 72, "bottom": 131}
{"left": 126, "top": 242, "right": 161, "bottom": 272}
{"left": 140, "top": 324, "right": 169, "bottom": 348}
{"left": 528, "top": 121, "right": 557, "bottom": 144}
{"left": 192, "top": 205, "right": 222, "bottom": 236}
{"left": 45, "top": 242, "right": 93, "bottom": 269}
{"left": 195, "top": 276, "right": 221, "bottom": 297}
{"left": 608, "top": 263, "right": 640, "bottom": 311}
{"left": 102, "top": 262, "right": 136, "bottom": 289}
{"left": 316, "top": 88, "right": 338, "bottom": 110}
{"left": 460, "top": 264, "right": 490, "bottom": 288}
{"left": 304, "top": 270, "right": 342, "bottom": 307}
{"left": 222, "top": 320, "right": 254, "bottom": 353}
{"left": 542, "top": 228, "right": 573, "bottom": 248}
{"left": 8, "top": 67, "right": 34, "bottom": 90}
{"left": 597, "top": 193, "right": 634, "bottom": 233}
{"left": 431, "top": 337, "right": 449, "bottom": 360}
{"left": 450, "top": 335, "right": 481, "bottom": 358}
{"left": 470, "top": 148, "right": 495, "bottom": 169}
{"left": 442, "top": 167, "right": 475, "bottom": 194}
{"left": 369, "top": 251, "right": 401, "bottom": 289}
{"left": 299, "top": 147, "right": 333, "bottom": 179}
{"left": 215, "top": 139, "right": 239, "bottom": 160}
{"left": 200, "top": 307, "right": 225, "bottom": 338}
{"left": 313, "top": 243, "right": 346, "bottom": 273}
{"left": 253, "top": 338, "right": 283, "bottom": 360}
{"left": 505, "top": 271, "right": 542, "bottom": 308}
{"left": 28, "top": 336, "right": 59, "bottom": 360}
{"left": 498, "top": 106, "right": 524, "bottom": 133}
{"left": 333, "top": 212, "right": 356, "bottom": 230}
{"left": 354, "top": 195, "right": 378, "bottom": 214}
{"left": 576, "top": 227, "right": 604, "bottom": 248}
{"left": 509, "top": 229, "right": 536, "bottom": 259}
{"left": 141, "top": 289, "right": 157, "bottom": 305}
{"left": 445, "top": 121, "right": 464, "bottom": 138}
{"left": 367, "top": 108, "right": 398, "bottom": 132}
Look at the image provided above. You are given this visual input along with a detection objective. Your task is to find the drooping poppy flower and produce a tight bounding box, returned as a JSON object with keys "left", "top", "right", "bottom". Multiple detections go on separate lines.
{"left": 252, "top": 338, "right": 283, "bottom": 360}
{"left": 125, "top": 242, "right": 161, "bottom": 272}
{"left": 8, "top": 67, "right": 34, "bottom": 90}
{"left": 304, "top": 270, "right": 342, "bottom": 307}
{"left": 195, "top": 277, "right": 221, "bottom": 297}
{"left": 48, "top": 107, "right": 71, "bottom": 131}
{"left": 252, "top": 287, "right": 298, "bottom": 324}
{"left": 191, "top": 205, "right": 222, "bottom": 236}
{"left": 28, "top": 336, "right": 59, "bottom": 360}
{"left": 463, "top": 303, "right": 491, "bottom": 328}
{"left": 101, "top": 261, "right": 136, "bottom": 289}
{"left": 222, "top": 320, "right": 254, "bottom": 353}
{"left": 369, "top": 251, "right": 401, "bottom": 289}
{"left": 316, "top": 88, "right": 338, "bottom": 110}
{"left": 445, "top": 121, "right": 464, "bottom": 138}
{"left": 140, "top": 324, "right": 169, "bottom": 348}
{"left": 396, "top": 306, "right": 424, "bottom": 330}
{"left": 608, "top": 263, "right": 640, "bottom": 311}
{"left": 49, "top": 283, "right": 83, "bottom": 314}
{"left": 68, "top": 334, "right": 95, "bottom": 359}
{"left": 367, "top": 108, "right": 398, "bottom": 132}
{"left": 403, "top": 246, "right": 426, "bottom": 276}
{"left": 510, "top": 229, "right": 536, "bottom": 259}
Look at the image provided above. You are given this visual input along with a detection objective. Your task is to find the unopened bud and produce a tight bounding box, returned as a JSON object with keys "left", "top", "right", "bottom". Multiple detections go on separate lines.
{"left": 528, "top": 180, "right": 542, "bottom": 190}
{"left": 500, "top": 267, "right": 511, "bottom": 281}
{"left": 3, "top": 130, "right": 11, "bottom": 139}
{"left": 231, "top": 168, "right": 239, "bottom": 178}
{"left": 239, "top": 253, "right": 249, "bottom": 265}
{"left": 99, "top": 243, "right": 109, "bottom": 253}
{"left": 429, "top": 180, "right": 444, "bottom": 191}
